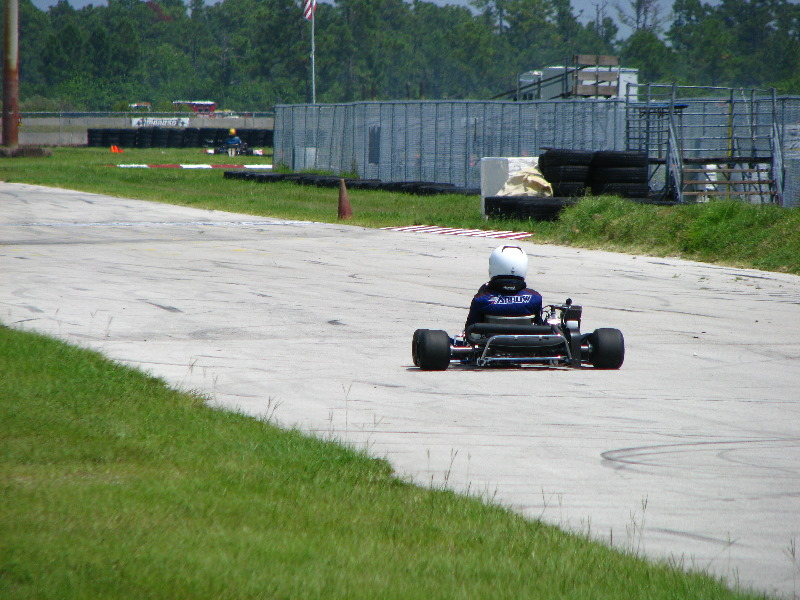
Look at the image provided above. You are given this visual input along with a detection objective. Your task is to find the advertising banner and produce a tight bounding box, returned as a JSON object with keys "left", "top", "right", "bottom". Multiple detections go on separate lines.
{"left": 131, "top": 117, "right": 190, "bottom": 128}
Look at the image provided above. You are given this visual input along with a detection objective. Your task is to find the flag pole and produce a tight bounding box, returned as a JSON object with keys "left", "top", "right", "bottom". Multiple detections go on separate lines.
{"left": 302, "top": 0, "right": 316, "bottom": 104}
{"left": 311, "top": 7, "right": 316, "bottom": 104}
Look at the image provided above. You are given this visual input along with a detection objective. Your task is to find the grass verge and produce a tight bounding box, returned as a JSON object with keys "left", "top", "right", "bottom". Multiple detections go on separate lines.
{"left": 0, "top": 325, "right": 764, "bottom": 599}
{"left": 535, "top": 195, "right": 800, "bottom": 274}
{"left": 2, "top": 147, "right": 799, "bottom": 274}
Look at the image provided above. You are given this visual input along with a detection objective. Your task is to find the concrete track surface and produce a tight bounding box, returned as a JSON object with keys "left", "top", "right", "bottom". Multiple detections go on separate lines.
{"left": 2, "top": 183, "right": 799, "bottom": 597}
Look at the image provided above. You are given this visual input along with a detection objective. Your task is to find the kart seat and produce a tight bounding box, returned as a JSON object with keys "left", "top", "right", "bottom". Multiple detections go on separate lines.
{"left": 484, "top": 315, "right": 538, "bottom": 326}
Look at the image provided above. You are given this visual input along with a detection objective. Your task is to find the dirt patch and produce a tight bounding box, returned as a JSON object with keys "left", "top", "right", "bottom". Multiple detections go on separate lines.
{"left": 0, "top": 146, "right": 53, "bottom": 158}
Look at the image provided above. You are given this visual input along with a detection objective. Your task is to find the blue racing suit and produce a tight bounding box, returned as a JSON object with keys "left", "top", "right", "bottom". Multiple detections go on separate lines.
{"left": 465, "top": 275, "right": 543, "bottom": 329}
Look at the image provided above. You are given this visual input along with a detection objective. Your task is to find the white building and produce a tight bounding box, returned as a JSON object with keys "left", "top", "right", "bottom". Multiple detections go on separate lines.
{"left": 518, "top": 66, "right": 639, "bottom": 101}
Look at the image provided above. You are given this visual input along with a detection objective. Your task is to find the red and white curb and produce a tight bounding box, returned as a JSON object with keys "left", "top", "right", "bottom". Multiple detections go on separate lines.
{"left": 381, "top": 225, "right": 531, "bottom": 240}
{"left": 113, "top": 164, "right": 273, "bottom": 169}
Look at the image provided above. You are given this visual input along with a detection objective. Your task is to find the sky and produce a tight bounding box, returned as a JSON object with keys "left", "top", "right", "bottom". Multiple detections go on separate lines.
{"left": 29, "top": 0, "right": 679, "bottom": 28}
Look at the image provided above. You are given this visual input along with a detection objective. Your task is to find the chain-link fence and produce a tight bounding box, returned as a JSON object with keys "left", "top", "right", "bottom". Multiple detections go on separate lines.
{"left": 275, "top": 97, "right": 800, "bottom": 207}
{"left": 274, "top": 100, "right": 626, "bottom": 187}
{"left": 777, "top": 97, "right": 800, "bottom": 208}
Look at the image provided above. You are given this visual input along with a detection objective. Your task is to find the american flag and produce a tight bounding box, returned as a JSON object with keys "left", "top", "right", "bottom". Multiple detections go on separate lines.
{"left": 302, "top": 0, "right": 317, "bottom": 20}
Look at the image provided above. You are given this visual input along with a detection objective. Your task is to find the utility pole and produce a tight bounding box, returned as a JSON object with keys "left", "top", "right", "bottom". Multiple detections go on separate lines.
{"left": 2, "top": 0, "right": 20, "bottom": 149}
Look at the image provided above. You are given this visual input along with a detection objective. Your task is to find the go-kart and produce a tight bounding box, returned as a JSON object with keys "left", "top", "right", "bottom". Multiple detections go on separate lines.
{"left": 209, "top": 142, "right": 262, "bottom": 156}
{"left": 412, "top": 299, "right": 624, "bottom": 370}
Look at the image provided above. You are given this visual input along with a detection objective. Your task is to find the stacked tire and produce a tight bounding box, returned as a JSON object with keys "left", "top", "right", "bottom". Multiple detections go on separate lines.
{"left": 167, "top": 128, "right": 185, "bottom": 148}
{"left": 538, "top": 149, "right": 594, "bottom": 197}
{"left": 87, "top": 129, "right": 104, "bottom": 147}
{"left": 183, "top": 127, "right": 201, "bottom": 147}
{"left": 214, "top": 129, "right": 230, "bottom": 147}
{"left": 136, "top": 127, "right": 154, "bottom": 148}
{"left": 120, "top": 129, "right": 135, "bottom": 147}
{"left": 238, "top": 129, "right": 260, "bottom": 146}
{"left": 151, "top": 127, "right": 169, "bottom": 148}
{"left": 590, "top": 151, "right": 649, "bottom": 198}
{"left": 85, "top": 127, "right": 273, "bottom": 149}
{"left": 483, "top": 196, "right": 575, "bottom": 221}
{"left": 199, "top": 128, "right": 217, "bottom": 147}
{"left": 103, "top": 129, "right": 121, "bottom": 147}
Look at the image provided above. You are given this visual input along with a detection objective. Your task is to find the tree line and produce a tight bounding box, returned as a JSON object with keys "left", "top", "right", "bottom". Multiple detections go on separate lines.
{"left": 10, "top": 0, "right": 800, "bottom": 111}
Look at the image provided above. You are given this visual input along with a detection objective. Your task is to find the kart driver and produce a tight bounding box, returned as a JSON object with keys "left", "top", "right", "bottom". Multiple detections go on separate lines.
{"left": 225, "top": 128, "right": 242, "bottom": 146}
{"left": 464, "top": 245, "right": 543, "bottom": 328}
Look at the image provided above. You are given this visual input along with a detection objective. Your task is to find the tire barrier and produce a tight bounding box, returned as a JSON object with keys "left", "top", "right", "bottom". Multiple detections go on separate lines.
{"left": 590, "top": 150, "right": 649, "bottom": 198}
{"left": 492, "top": 148, "right": 652, "bottom": 218}
{"left": 182, "top": 127, "right": 201, "bottom": 148}
{"left": 120, "top": 129, "right": 137, "bottom": 148}
{"left": 213, "top": 129, "right": 229, "bottom": 146}
{"left": 86, "top": 128, "right": 104, "bottom": 147}
{"left": 136, "top": 127, "right": 154, "bottom": 148}
{"left": 85, "top": 128, "right": 273, "bottom": 149}
{"left": 539, "top": 148, "right": 650, "bottom": 199}
{"left": 538, "top": 149, "right": 595, "bottom": 168}
{"left": 199, "top": 128, "right": 218, "bottom": 147}
{"left": 539, "top": 150, "right": 594, "bottom": 199}
{"left": 222, "top": 171, "right": 480, "bottom": 196}
{"left": 103, "top": 129, "right": 121, "bottom": 147}
{"left": 166, "top": 128, "right": 185, "bottom": 148}
{"left": 152, "top": 128, "right": 169, "bottom": 148}
{"left": 484, "top": 196, "right": 576, "bottom": 221}
{"left": 223, "top": 168, "right": 668, "bottom": 217}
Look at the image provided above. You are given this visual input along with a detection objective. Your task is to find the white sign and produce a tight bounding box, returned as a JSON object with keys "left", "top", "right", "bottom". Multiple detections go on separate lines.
{"left": 131, "top": 117, "right": 190, "bottom": 128}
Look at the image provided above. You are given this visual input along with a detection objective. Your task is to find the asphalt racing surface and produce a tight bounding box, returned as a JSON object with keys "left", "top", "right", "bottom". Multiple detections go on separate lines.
{"left": 2, "top": 183, "right": 799, "bottom": 597}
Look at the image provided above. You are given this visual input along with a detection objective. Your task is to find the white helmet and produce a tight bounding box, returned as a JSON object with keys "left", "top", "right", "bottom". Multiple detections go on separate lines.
{"left": 489, "top": 245, "right": 528, "bottom": 278}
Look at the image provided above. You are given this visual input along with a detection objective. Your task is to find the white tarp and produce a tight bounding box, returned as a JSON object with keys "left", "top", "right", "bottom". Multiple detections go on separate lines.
{"left": 495, "top": 165, "right": 553, "bottom": 197}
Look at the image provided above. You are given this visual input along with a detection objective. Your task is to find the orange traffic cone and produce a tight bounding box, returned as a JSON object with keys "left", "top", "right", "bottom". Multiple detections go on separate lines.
{"left": 338, "top": 178, "right": 352, "bottom": 220}
{"left": 110, "top": 145, "right": 124, "bottom": 153}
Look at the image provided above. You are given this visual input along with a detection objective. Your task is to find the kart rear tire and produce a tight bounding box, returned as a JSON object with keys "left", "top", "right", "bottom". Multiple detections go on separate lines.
{"left": 416, "top": 329, "right": 451, "bottom": 371}
{"left": 590, "top": 328, "right": 625, "bottom": 369}
{"left": 412, "top": 328, "right": 425, "bottom": 367}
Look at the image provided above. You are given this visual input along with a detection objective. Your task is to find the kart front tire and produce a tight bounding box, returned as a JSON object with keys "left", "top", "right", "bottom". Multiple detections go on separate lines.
{"left": 590, "top": 328, "right": 625, "bottom": 369}
{"left": 416, "top": 329, "right": 451, "bottom": 371}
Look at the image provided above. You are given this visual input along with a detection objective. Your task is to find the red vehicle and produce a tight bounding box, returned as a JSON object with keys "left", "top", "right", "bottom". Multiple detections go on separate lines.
{"left": 172, "top": 100, "right": 217, "bottom": 115}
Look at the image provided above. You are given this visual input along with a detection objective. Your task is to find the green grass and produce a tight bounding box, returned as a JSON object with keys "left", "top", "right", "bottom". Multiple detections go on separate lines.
{"left": 0, "top": 147, "right": 489, "bottom": 229}
{"left": 535, "top": 195, "right": 800, "bottom": 274}
{"left": 0, "top": 325, "right": 765, "bottom": 599}
{"left": 3, "top": 147, "right": 799, "bottom": 274}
